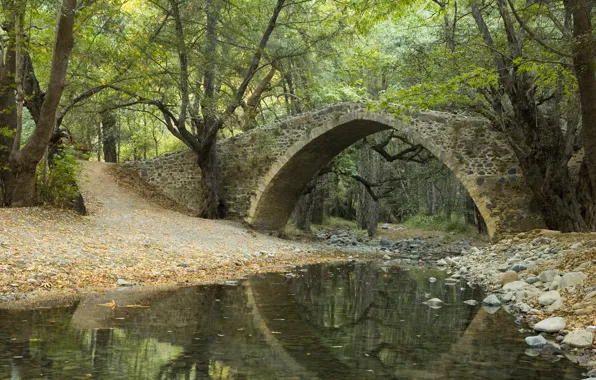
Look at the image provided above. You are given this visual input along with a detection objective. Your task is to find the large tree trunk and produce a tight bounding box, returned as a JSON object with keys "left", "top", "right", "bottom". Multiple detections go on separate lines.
{"left": 0, "top": 41, "right": 16, "bottom": 205}
{"left": 5, "top": 0, "right": 77, "bottom": 207}
{"left": 568, "top": 0, "right": 596, "bottom": 228}
{"left": 101, "top": 111, "right": 118, "bottom": 163}
{"left": 197, "top": 141, "right": 226, "bottom": 219}
{"left": 472, "top": 2, "right": 588, "bottom": 232}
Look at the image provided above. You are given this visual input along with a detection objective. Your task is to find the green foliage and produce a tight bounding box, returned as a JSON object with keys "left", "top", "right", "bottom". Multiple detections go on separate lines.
{"left": 37, "top": 146, "right": 82, "bottom": 207}
{"left": 404, "top": 213, "right": 470, "bottom": 234}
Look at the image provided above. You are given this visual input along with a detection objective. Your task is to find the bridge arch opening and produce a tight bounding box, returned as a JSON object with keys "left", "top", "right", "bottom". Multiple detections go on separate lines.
{"left": 244, "top": 106, "right": 542, "bottom": 238}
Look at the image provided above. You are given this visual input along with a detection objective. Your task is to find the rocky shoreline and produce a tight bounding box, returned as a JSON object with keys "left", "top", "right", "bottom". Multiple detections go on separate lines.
{"left": 317, "top": 228, "right": 595, "bottom": 376}
{"left": 434, "top": 231, "right": 595, "bottom": 376}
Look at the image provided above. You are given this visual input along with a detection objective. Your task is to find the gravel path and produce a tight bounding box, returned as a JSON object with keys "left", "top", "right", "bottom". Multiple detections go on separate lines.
{"left": 0, "top": 161, "right": 344, "bottom": 306}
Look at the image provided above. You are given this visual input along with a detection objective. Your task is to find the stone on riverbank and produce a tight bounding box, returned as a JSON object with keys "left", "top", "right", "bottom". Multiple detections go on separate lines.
{"left": 562, "top": 330, "right": 594, "bottom": 348}
{"left": 539, "top": 269, "right": 559, "bottom": 283}
{"left": 501, "top": 270, "right": 518, "bottom": 285}
{"left": 559, "top": 272, "right": 587, "bottom": 289}
{"left": 483, "top": 294, "right": 501, "bottom": 306}
{"left": 502, "top": 281, "right": 528, "bottom": 292}
{"left": 533, "top": 317, "right": 566, "bottom": 333}
{"left": 538, "top": 290, "right": 561, "bottom": 306}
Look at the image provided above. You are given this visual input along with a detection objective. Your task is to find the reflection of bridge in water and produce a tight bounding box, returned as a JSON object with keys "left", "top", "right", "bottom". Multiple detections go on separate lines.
{"left": 0, "top": 262, "right": 584, "bottom": 379}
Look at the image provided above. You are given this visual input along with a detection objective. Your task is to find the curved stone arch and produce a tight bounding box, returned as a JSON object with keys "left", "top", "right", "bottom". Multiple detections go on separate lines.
{"left": 245, "top": 104, "right": 544, "bottom": 238}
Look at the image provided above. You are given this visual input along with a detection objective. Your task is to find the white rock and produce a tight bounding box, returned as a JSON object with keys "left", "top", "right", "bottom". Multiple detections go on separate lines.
{"left": 533, "top": 317, "right": 566, "bottom": 333}
{"left": 559, "top": 272, "right": 587, "bottom": 289}
{"left": 546, "top": 298, "right": 563, "bottom": 312}
{"left": 463, "top": 300, "right": 479, "bottom": 306}
{"left": 437, "top": 259, "right": 447, "bottom": 266}
{"left": 562, "top": 329, "right": 594, "bottom": 348}
{"left": 502, "top": 292, "right": 515, "bottom": 302}
{"left": 538, "top": 290, "right": 561, "bottom": 306}
{"left": 570, "top": 242, "right": 583, "bottom": 249}
{"left": 446, "top": 257, "right": 459, "bottom": 266}
{"left": 525, "top": 335, "right": 547, "bottom": 347}
{"left": 483, "top": 294, "right": 501, "bottom": 306}
{"left": 503, "top": 281, "right": 528, "bottom": 292}
{"left": 549, "top": 275, "right": 562, "bottom": 290}
{"left": 539, "top": 269, "right": 559, "bottom": 283}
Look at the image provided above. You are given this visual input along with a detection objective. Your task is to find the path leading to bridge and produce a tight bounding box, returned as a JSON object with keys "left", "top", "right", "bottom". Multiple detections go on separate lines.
{"left": 0, "top": 161, "right": 341, "bottom": 306}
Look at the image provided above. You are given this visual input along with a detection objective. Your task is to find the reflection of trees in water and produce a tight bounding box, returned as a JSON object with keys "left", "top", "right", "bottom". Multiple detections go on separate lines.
{"left": 0, "top": 263, "right": 586, "bottom": 380}
{"left": 252, "top": 262, "right": 479, "bottom": 376}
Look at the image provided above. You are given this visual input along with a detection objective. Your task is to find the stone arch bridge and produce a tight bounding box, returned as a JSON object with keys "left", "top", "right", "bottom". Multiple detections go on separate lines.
{"left": 122, "top": 102, "right": 545, "bottom": 238}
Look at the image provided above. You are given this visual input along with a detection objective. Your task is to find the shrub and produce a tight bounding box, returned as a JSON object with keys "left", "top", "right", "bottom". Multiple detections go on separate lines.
{"left": 37, "top": 145, "right": 82, "bottom": 208}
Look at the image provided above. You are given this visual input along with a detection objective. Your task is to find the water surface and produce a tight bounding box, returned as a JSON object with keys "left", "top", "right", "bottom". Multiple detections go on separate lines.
{"left": 0, "top": 261, "right": 585, "bottom": 379}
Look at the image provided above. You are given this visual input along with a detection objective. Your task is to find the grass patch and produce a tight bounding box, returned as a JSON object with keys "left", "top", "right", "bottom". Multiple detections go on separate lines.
{"left": 404, "top": 214, "right": 472, "bottom": 234}
{"left": 312, "top": 216, "right": 358, "bottom": 231}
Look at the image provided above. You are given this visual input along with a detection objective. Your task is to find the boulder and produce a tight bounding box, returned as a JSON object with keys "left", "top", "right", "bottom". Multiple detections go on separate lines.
{"left": 533, "top": 317, "right": 566, "bottom": 333}
{"left": 561, "top": 329, "right": 593, "bottom": 348}
{"left": 538, "top": 290, "right": 561, "bottom": 306}
{"left": 437, "top": 259, "right": 447, "bottom": 266}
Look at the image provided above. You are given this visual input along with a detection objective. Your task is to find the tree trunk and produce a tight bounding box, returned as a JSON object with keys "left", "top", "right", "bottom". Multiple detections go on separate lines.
{"left": 5, "top": 164, "right": 36, "bottom": 206}
{"left": 356, "top": 144, "right": 380, "bottom": 236}
{"left": 101, "top": 111, "right": 118, "bottom": 163}
{"left": 0, "top": 37, "right": 16, "bottom": 205}
{"left": 5, "top": 0, "right": 77, "bottom": 207}
{"left": 569, "top": 0, "right": 596, "bottom": 186}
{"left": 197, "top": 141, "right": 226, "bottom": 219}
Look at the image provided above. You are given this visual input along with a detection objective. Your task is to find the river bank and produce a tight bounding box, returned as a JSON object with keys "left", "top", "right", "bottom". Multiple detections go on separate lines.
{"left": 437, "top": 230, "right": 596, "bottom": 374}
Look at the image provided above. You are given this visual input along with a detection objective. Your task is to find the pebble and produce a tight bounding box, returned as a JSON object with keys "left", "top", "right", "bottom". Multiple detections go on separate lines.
{"left": 463, "top": 300, "right": 479, "bottom": 306}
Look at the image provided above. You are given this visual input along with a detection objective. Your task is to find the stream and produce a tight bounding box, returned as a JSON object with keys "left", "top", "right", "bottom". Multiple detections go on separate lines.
{"left": 0, "top": 261, "right": 586, "bottom": 379}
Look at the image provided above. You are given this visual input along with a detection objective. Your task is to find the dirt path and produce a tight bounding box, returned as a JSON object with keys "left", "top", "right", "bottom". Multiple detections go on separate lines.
{"left": 0, "top": 162, "right": 345, "bottom": 307}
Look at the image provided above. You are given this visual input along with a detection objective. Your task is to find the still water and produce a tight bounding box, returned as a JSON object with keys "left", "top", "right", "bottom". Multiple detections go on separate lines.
{"left": 0, "top": 261, "right": 586, "bottom": 379}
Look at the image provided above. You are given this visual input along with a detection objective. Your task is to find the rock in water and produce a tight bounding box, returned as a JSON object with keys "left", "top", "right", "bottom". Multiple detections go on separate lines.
{"left": 561, "top": 330, "right": 594, "bottom": 348}
{"left": 482, "top": 294, "right": 501, "bottom": 306}
{"left": 501, "top": 270, "right": 518, "bottom": 285}
{"left": 428, "top": 277, "right": 437, "bottom": 283}
{"left": 424, "top": 298, "right": 444, "bottom": 309}
{"left": 533, "top": 317, "right": 566, "bottom": 333}
{"left": 538, "top": 290, "right": 561, "bottom": 306}
{"left": 525, "top": 335, "right": 547, "bottom": 347}
{"left": 463, "top": 300, "right": 479, "bottom": 306}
